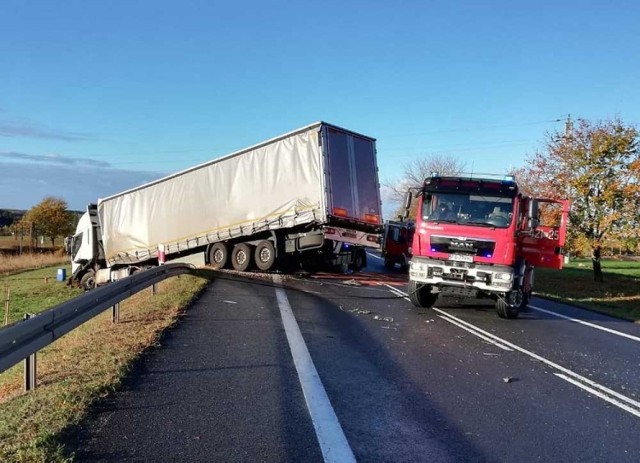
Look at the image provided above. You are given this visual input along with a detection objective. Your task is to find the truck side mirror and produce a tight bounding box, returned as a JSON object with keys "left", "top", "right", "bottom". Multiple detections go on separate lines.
{"left": 528, "top": 199, "right": 539, "bottom": 230}
{"left": 402, "top": 191, "right": 412, "bottom": 220}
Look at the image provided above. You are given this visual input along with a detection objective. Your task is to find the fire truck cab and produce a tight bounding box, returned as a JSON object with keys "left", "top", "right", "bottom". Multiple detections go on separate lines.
{"left": 381, "top": 220, "right": 414, "bottom": 271}
{"left": 406, "top": 174, "right": 570, "bottom": 319}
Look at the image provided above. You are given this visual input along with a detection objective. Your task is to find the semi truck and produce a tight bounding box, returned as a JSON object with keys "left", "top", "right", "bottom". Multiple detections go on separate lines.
{"left": 405, "top": 173, "right": 570, "bottom": 319}
{"left": 69, "top": 122, "right": 383, "bottom": 289}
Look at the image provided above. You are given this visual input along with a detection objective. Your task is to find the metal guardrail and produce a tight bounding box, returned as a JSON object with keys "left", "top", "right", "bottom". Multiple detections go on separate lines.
{"left": 0, "top": 263, "right": 194, "bottom": 377}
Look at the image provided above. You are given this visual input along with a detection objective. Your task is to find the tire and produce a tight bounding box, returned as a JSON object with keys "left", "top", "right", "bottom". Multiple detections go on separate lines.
{"left": 495, "top": 290, "right": 523, "bottom": 319}
{"left": 208, "top": 242, "right": 229, "bottom": 269}
{"left": 231, "top": 243, "right": 253, "bottom": 272}
{"left": 351, "top": 249, "right": 366, "bottom": 272}
{"left": 408, "top": 279, "right": 438, "bottom": 308}
{"left": 80, "top": 270, "right": 96, "bottom": 291}
{"left": 384, "top": 257, "right": 395, "bottom": 269}
{"left": 254, "top": 240, "right": 276, "bottom": 271}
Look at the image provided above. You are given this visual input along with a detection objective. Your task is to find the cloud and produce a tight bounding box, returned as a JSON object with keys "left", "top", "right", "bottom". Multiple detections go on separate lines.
{"left": 0, "top": 151, "right": 111, "bottom": 168}
{"left": 0, "top": 162, "right": 165, "bottom": 210}
{"left": 0, "top": 121, "right": 90, "bottom": 141}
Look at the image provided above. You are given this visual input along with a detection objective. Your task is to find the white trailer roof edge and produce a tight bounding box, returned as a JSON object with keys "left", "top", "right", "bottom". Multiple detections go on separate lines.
{"left": 99, "top": 121, "right": 375, "bottom": 203}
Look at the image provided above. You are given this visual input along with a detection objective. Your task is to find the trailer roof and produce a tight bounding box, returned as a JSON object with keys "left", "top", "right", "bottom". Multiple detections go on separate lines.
{"left": 99, "top": 121, "right": 375, "bottom": 202}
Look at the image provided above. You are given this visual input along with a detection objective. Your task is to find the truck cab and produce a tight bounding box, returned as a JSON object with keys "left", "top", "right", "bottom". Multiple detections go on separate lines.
{"left": 69, "top": 204, "right": 105, "bottom": 290}
{"left": 381, "top": 220, "right": 414, "bottom": 271}
{"left": 407, "top": 174, "right": 570, "bottom": 318}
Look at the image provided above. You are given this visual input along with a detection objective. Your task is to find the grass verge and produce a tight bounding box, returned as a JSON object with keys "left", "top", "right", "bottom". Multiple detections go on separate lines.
{"left": 535, "top": 258, "right": 640, "bottom": 322}
{"left": 0, "top": 252, "right": 68, "bottom": 276}
{"left": 0, "top": 267, "right": 212, "bottom": 462}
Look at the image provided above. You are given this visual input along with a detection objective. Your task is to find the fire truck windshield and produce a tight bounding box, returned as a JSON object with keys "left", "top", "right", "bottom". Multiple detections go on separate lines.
{"left": 422, "top": 193, "right": 514, "bottom": 228}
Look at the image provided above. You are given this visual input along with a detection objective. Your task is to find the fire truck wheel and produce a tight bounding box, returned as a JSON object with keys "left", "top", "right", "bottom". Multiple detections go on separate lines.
{"left": 408, "top": 280, "right": 437, "bottom": 308}
{"left": 80, "top": 270, "right": 96, "bottom": 291}
{"left": 495, "top": 291, "right": 522, "bottom": 319}
{"left": 255, "top": 240, "right": 276, "bottom": 271}
{"left": 231, "top": 243, "right": 253, "bottom": 272}
{"left": 208, "top": 243, "right": 229, "bottom": 269}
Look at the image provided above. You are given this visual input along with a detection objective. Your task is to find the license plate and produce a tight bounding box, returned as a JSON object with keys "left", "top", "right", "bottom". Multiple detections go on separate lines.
{"left": 449, "top": 254, "right": 473, "bottom": 263}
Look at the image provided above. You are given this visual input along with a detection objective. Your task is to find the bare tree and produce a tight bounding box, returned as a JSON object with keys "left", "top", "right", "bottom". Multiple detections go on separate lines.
{"left": 383, "top": 154, "right": 466, "bottom": 219}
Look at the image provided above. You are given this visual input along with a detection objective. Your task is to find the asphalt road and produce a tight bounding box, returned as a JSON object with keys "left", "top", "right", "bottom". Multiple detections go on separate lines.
{"left": 67, "top": 254, "right": 640, "bottom": 462}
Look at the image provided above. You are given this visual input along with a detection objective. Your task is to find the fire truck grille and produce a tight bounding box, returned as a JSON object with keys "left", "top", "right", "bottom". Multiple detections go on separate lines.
{"left": 430, "top": 236, "right": 496, "bottom": 257}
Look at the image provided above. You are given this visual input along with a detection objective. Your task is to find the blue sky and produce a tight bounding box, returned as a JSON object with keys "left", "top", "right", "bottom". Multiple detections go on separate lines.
{"left": 1, "top": 1, "right": 638, "bottom": 215}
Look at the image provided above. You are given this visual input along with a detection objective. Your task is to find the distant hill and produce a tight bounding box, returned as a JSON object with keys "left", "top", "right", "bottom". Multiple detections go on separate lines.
{"left": 0, "top": 209, "right": 25, "bottom": 228}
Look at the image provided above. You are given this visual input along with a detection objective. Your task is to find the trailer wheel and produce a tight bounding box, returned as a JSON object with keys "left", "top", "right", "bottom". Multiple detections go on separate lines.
{"left": 255, "top": 240, "right": 276, "bottom": 271}
{"left": 351, "top": 249, "right": 366, "bottom": 272}
{"left": 80, "top": 270, "right": 96, "bottom": 291}
{"left": 408, "top": 280, "right": 437, "bottom": 308}
{"left": 495, "top": 290, "right": 523, "bottom": 319}
{"left": 208, "top": 243, "right": 229, "bottom": 269}
{"left": 231, "top": 243, "right": 253, "bottom": 272}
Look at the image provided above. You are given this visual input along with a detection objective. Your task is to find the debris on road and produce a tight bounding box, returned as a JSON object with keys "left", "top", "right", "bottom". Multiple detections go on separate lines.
{"left": 343, "top": 279, "right": 362, "bottom": 286}
{"left": 223, "top": 300, "right": 237, "bottom": 304}
{"left": 374, "top": 315, "right": 394, "bottom": 322}
{"left": 503, "top": 377, "right": 514, "bottom": 383}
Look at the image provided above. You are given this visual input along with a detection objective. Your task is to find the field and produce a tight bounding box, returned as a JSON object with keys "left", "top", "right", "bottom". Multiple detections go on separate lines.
{"left": 0, "top": 235, "right": 64, "bottom": 253}
{"left": 535, "top": 258, "right": 640, "bottom": 321}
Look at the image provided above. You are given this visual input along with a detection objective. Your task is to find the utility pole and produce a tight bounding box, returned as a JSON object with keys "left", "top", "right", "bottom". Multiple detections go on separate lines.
{"left": 564, "top": 114, "right": 573, "bottom": 140}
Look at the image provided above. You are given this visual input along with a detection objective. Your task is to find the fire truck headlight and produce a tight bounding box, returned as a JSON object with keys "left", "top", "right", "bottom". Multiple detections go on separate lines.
{"left": 494, "top": 272, "right": 513, "bottom": 281}
{"left": 411, "top": 262, "right": 426, "bottom": 272}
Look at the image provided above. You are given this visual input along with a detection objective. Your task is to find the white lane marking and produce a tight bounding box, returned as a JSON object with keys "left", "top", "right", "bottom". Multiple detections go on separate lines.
{"left": 528, "top": 304, "right": 640, "bottom": 343}
{"left": 436, "top": 315, "right": 513, "bottom": 351}
{"left": 383, "top": 284, "right": 512, "bottom": 352}
{"left": 387, "top": 285, "right": 640, "bottom": 417}
{"left": 273, "top": 275, "right": 356, "bottom": 463}
{"left": 366, "top": 252, "right": 383, "bottom": 261}
{"left": 554, "top": 374, "right": 640, "bottom": 419}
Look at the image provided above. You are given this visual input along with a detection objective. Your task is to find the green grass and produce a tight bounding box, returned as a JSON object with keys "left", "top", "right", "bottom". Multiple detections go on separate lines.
{"left": 535, "top": 258, "right": 640, "bottom": 322}
{"left": 0, "top": 265, "right": 213, "bottom": 462}
{"left": 1, "top": 265, "right": 82, "bottom": 326}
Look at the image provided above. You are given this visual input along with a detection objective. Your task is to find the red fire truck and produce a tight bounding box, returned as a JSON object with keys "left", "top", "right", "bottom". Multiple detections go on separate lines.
{"left": 381, "top": 220, "right": 415, "bottom": 271}
{"left": 405, "top": 174, "right": 570, "bottom": 318}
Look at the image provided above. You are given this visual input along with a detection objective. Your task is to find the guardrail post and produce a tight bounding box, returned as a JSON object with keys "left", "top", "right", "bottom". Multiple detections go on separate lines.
{"left": 152, "top": 283, "right": 157, "bottom": 295}
{"left": 23, "top": 313, "right": 37, "bottom": 392}
{"left": 112, "top": 302, "right": 120, "bottom": 323}
{"left": 3, "top": 286, "right": 9, "bottom": 326}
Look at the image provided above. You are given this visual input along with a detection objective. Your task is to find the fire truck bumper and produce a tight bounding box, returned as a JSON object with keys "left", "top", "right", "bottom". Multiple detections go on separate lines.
{"left": 409, "top": 257, "right": 515, "bottom": 294}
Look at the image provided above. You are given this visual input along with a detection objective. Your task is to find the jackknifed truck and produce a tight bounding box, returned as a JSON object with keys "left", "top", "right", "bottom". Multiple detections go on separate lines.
{"left": 69, "top": 122, "right": 383, "bottom": 289}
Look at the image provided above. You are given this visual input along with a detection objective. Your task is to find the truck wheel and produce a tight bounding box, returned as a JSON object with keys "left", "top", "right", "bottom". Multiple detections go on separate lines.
{"left": 80, "top": 270, "right": 96, "bottom": 291}
{"left": 255, "top": 240, "right": 276, "bottom": 271}
{"left": 384, "top": 258, "right": 395, "bottom": 269}
{"left": 495, "top": 290, "right": 523, "bottom": 319}
{"left": 408, "top": 280, "right": 437, "bottom": 308}
{"left": 231, "top": 243, "right": 253, "bottom": 272}
{"left": 351, "top": 249, "right": 366, "bottom": 272}
{"left": 208, "top": 243, "right": 229, "bottom": 269}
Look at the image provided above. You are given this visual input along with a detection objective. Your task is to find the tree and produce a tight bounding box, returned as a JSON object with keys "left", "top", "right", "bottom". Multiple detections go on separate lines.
{"left": 522, "top": 117, "right": 640, "bottom": 280}
{"left": 384, "top": 154, "right": 466, "bottom": 219}
{"left": 23, "top": 197, "right": 77, "bottom": 248}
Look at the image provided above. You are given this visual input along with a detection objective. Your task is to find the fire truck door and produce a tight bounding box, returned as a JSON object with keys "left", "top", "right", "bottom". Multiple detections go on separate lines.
{"left": 521, "top": 199, "right": 570, "bottom": 270}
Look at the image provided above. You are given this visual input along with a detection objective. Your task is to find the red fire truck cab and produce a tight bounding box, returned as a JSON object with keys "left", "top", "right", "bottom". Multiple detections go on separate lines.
{"left": 382, "top": 220, "right": 415, "bottom": 271}
{"left": 406, "top": 174, "right": 570, "bottom": 319}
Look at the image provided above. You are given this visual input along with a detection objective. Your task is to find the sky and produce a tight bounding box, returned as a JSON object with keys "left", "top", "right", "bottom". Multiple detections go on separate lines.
{"left": 1, "top": 1, "right": 639, "bottom": 216}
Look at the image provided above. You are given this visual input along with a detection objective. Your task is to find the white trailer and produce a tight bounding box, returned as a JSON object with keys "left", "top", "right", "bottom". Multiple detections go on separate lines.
{"left": 69, "top": 122, "right": 383, "bottom": 289}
